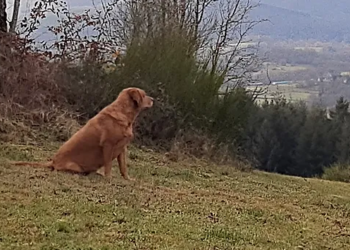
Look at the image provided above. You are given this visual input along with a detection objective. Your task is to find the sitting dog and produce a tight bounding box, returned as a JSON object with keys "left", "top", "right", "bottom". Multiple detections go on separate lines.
{"left": 13, "top": 87, "right": 153, "bottom": 181}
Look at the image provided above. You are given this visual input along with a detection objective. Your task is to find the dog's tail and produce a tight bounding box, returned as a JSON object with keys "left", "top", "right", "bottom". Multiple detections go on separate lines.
{"left": 11, "top": 161, "right": 53, "bottom": 169}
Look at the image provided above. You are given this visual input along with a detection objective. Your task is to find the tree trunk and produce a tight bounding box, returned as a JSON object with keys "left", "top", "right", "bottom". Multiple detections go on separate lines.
{"left": 0, "top": 0, "right": 7, "bottom": 33}
{"left": 10, "top": 0, "right": 20, "bottom": 33}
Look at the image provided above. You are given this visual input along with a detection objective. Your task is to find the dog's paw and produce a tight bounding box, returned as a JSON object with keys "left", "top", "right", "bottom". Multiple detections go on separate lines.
{"left": 96, "top": 167, "right": 105, "bottom": 176}
{"left": 104, "top": 173, "right": 112, "bottom": 182}
{"left": 123, "top": 176, "right": 135, "bottom": 182}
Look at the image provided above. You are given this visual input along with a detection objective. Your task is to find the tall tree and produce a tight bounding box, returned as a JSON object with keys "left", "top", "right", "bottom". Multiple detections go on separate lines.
{"left": 10, "top": 0, "right": 20, "bottom": 33}
{"left": 0, "top": 0, "right": 7, "bottom": 33}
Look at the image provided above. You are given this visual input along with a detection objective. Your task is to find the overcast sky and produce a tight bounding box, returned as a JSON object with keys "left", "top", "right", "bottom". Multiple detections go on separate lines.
{"left": 4, "top": 0, "right": 101, "bottom": 42}
{"left": 6, "top": 0, "right": 95, "bottom": 20}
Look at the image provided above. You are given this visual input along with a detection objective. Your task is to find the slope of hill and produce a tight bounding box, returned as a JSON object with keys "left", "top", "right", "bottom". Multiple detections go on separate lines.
{"left": 257, "top": 0, "right": 350, "bottom": 22}
{"left": 1, "top": 143, "right": 350, "bottom": 249}
{"left": 251, "top": 0, "right": 350, "bottom": 42}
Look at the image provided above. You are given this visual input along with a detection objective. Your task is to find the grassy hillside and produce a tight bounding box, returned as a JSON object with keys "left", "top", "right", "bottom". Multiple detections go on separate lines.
{"left": 1, "top": 143, "right": 350, "bottom": 249}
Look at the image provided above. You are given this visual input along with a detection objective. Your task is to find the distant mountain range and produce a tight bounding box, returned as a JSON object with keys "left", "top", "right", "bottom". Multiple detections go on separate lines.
{"left": 250, "top": 0, "right": 350, "bottom": 42}
{"left": 16, "top": 0, "right": 350, "bottom": 43}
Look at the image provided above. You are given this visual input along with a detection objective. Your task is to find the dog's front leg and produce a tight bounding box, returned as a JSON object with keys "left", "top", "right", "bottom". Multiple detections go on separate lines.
{"left": 102, "top": 143, "right": 114, "bottom": 179}
{"left": 117, "top": 147, "right": 134, "bottom": 181}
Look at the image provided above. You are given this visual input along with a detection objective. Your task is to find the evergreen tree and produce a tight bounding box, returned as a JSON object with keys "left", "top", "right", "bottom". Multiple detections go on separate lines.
{"left": 336, "top": 120, "right": 350, "bottom": 164}
{"left": 295, "top": 109, "right": 337, "bottom": 177}
{"left": 334, "top": 97, "right": 350, "bottom": 163}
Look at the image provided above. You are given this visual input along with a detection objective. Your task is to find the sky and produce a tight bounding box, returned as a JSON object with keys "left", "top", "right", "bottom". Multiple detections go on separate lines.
{"left": 5, "top": 0, "right": 95, "bottom": 20}
{"left": 4, "top": 0, "right": 101, "bottom": 43}
{"left": 6, "top": 0, "right": 33, "bottom": 20}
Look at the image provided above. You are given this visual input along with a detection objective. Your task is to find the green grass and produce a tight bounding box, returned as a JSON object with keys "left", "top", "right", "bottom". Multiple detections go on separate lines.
{"left": 1, "top": 143, "right": 350, "bottom": 249}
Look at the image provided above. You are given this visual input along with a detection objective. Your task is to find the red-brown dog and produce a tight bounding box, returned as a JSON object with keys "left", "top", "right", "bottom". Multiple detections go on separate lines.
{"left": 13, "top": 87, "right": 153, "bottom": 180}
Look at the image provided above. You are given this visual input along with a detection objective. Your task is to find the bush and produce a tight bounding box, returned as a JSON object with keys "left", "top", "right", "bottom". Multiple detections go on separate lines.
{"left": 0, "top": 35, "right": 78, "bottom": 142}
{"left": 58, "top": 30, "right": 257, "bottom": 160}
{"left": 0, "top": 35, "right": 64, "bottom": 112}
{"left": 322, "top": 164, "right": 350, "bottom": 183}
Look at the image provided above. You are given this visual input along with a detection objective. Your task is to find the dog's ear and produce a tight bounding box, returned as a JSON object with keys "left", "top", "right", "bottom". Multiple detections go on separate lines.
{"left": 129, "top": 89, "right": 142, "bottom": 107}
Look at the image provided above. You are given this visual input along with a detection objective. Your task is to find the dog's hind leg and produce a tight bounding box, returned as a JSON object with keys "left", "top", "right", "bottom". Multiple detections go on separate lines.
{"left": 55, "top": 161, "right": 85, "bottom": 173}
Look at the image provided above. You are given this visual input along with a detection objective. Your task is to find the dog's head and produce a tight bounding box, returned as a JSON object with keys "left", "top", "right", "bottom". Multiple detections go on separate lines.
{"left": 125, "top": 87, "right": 154, "bottom": 109}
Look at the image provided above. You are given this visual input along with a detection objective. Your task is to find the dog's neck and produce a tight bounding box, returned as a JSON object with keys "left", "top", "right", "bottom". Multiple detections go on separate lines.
{"left": 103, "top": 100, "right": 140, "bottom": 126}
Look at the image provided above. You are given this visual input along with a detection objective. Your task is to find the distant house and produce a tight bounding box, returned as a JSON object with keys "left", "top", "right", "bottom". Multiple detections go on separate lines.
{"left": 272, "top": 81, "right": 292, "bottom": 85}
{"left": 317, "top": 71, "right": 339, "bottom": 83}
{"left": 340, "top": 71, "right": 350, "bottom": 77}
{"left": 317, "top": 77, "right": 324, "bottom": 83}
{"left": 247, "top": 82, "right": 264, "bottom": 86}
{"left": 294, "top": 46, "right": 324, "bottom": 53}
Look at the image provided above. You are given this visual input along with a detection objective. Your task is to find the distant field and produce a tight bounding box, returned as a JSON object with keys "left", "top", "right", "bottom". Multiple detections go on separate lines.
{"left": 294, "top": 46, "right": 324, "bottom": 53}
{"left": 269, "top": 65, "right": 309, "bottom": 72}
{"left": 255, "top": 63, "right": 309, "bottom": 75}
{"left": 252, "top": 63, "right": 311, "bottom": 87}
{"left": 247, "top": 83, "right": 318, "bottom": 104}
